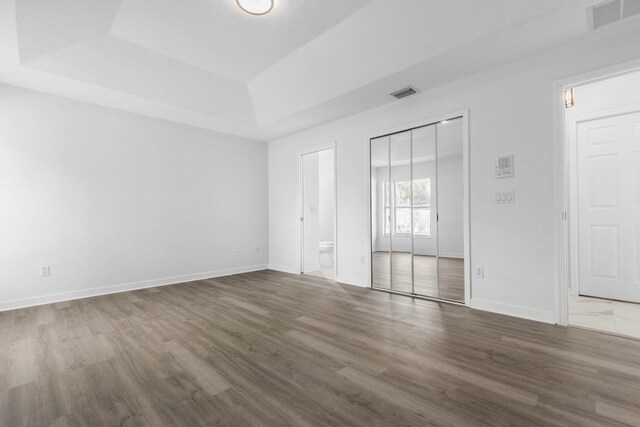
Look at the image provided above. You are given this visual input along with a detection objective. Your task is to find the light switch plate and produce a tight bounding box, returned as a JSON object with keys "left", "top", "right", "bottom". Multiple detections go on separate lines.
{"left": 495, "top": 191, "right": 515, "bottom": 204}
{"left": 473, "top": 267, "right": 484, "bottom": 278}
{"left": 40, "top": 265, "right": 50, "bottom": 277}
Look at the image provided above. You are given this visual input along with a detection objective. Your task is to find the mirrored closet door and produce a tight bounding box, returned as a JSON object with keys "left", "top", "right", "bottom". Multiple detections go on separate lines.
{"left": 370, "top": 117, "right": 465, "bottom": 303}
{"left": 389, "top": 130, "right": 413, "bottom": 294}
{"left": 371, "top": 135, "right": 391, "bottom": 291}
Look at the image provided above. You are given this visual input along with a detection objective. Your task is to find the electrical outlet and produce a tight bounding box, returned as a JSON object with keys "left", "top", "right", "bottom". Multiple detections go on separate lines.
{"left": 40, "top": 265, "right": 50, "bottom": 277}
{"left": 234, "top": 248, "right": 239, "bottom": 256}
{"left": 473, "top": 266, "right": 484, "bottom": 279}
{"left": 360, "top": 256, "right": 365, "bottom": 264}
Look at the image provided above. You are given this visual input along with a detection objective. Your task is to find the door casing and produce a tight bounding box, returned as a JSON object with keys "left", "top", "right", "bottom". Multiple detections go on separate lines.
{"left": 556, "top": 58, "right": 640, "bottom": 325}
{"left": 298, "top": 143, "right": 337, "bottom": 279}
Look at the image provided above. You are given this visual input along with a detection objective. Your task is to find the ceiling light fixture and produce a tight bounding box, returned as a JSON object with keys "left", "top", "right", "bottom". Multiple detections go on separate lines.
{"left": 236, "top": 0, "right": 274, "bottom": 15}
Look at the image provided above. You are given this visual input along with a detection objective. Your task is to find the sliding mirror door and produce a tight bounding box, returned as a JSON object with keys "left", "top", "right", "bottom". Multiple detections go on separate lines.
{"left": 371, "top": 136, "right": 391, "bottom": 290}
{"left": 436, "top": 118, "right": 465, "bottom": 302}
{"left": 412, "top": 125, "right": 438, "bottom": 298}
{"left": 389, "top": 131, "right": 413, "bottom": 293}
{"left": 370, "top": 116, "right": 466, "bottom": 303}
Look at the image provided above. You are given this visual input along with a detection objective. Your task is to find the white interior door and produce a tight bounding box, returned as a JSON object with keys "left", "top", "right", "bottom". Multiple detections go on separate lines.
{"left": 577, "top": 111, "right": 640, "bottom": 302}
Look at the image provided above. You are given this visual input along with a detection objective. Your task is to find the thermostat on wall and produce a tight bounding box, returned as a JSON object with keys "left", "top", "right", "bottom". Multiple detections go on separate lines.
{"left": 495, "top": 155, "right": 514, "bottom": 179}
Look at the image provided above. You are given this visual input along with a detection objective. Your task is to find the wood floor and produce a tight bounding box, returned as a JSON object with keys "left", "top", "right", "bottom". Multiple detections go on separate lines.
{"left": 372, "top": 252, "right": 465, "bottom": 301}
{"left": 1, "top": 270, "right": 640, "bottom": 426}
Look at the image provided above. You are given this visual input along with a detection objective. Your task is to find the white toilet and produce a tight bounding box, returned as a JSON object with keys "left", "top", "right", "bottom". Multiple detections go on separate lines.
{"left": 318, "top": 241, "right": 334, "bottom": 267}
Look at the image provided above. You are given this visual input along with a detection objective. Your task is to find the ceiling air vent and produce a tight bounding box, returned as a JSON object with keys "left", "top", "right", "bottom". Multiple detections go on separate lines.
{"left": 391, "top": 86, "right": 419, "bottom": 99}
{"left": 587, "top": 0, "right": 640, "bottom": 30}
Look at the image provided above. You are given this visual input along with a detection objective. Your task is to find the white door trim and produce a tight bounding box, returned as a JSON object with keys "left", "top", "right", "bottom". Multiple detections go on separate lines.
{"left": 367, "top": 109, "right": 471, "bottom": 306}
{"left": 555, "top": 59, "right": 640, "bottom": 326}
{"left": 298, "top": 142, "right": 337, "bottom": 280}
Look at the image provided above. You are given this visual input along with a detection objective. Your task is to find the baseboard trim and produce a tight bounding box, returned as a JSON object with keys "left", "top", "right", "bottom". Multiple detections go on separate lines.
{"left": 437, "top": 252, "right": 465, "bottom": 259}
{"left": 0, "top": 264, "right": 268, "bottom": 312}
{"left": 266, "top": 265, "right": 368, "bottom": 289}
{"left": 470, "top": 298, "right": 558, "bottom": 324}
{"left": 268, "top": 264, "right": 300, "bottom": 275}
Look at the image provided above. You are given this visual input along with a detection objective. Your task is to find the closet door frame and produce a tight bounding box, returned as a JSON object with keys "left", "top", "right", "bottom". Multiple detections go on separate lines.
{"left": 368, "top": 109, "right": 471, "bottom": 306}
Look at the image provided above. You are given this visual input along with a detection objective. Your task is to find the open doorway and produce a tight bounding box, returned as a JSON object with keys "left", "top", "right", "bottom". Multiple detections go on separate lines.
{"left": 300, "top": 147, "right": 336, "bottom": 281}
{"left": 564, "top": 68, "right": 640, "bottom": 339}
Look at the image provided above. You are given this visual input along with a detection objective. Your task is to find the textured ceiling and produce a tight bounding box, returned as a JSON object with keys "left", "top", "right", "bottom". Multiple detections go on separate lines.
{"left": 0, "top": 0, "right": 630, "bottom": 141}
{"left": 110, "top": 0, "right": 374, "bottom": 83}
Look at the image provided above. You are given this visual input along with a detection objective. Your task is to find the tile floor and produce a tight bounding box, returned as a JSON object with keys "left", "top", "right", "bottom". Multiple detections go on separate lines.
{"left": 569, "top": 295, "right": 640, "bottom": 340}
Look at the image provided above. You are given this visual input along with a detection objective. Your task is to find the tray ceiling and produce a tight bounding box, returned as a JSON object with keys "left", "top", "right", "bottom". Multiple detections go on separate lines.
{"left": 0, "top": 0, "right": 625, "bottom": 141}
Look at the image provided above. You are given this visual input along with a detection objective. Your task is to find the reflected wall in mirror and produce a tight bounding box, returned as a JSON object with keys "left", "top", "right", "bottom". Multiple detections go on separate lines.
{"left": 411, "top": 125, "right": 438, "bottom": 299}
{"left": 370, "top": 136, "right": 390, "bottom": 290}
{"left": 389, "top": 131, "right": 413, "bottom": 294}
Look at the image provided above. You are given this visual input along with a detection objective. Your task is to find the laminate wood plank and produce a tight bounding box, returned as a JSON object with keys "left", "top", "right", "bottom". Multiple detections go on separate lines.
{"left": 502, "top": 335, "right": 640, "bottom": 378}
{"left": 596, "top": 401, "right": 640, "bottom": 427}
{"left": 220, "top": 296, "right": 271, "bottom": 316}
{"left": 285, "top": 329, "right": 388, "bottom": 376}
{"left": 7, "top": 339, "right": 38, "bottom": 388}
{"left": 337, "top": 366, "right": 474, "bottom": 426}
{"left": 163, "top": 340, "right": 231, "bottom": 396}
{"left": 1, "top": 270, "right": 640, "bottom": 426}
{"left": 295, "top": 312, "right": 542, "bottom": 407}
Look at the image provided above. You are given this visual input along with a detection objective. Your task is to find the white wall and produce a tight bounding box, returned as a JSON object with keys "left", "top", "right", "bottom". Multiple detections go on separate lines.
{"left": 0, "top": 84, "right": 268, "bottom": 310}
{"left": 268, "top": 22, "right": 640, "bottom": 323}
{"left": 569, "top": 70, "right": 640, "bottom": 116}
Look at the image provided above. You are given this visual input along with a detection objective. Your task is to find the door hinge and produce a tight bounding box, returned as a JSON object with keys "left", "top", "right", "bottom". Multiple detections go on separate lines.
{"left": 300, "top": 217, "right": 304, "bottom": 222}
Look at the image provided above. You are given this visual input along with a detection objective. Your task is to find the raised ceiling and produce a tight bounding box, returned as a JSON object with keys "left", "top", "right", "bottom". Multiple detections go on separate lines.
{"left": 0, "top": 0, "right": 625, "bottom": 141}
{"left": 110, "top": 0, "right": 373, "bottom": 83}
